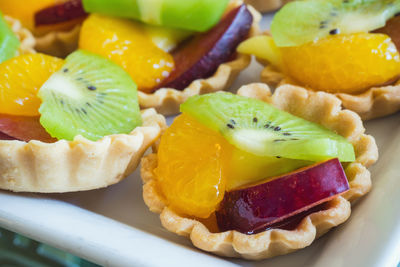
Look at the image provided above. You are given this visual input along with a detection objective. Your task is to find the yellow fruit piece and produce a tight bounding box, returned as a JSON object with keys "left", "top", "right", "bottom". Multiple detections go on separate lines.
{"left": 237, "top": 35, "right": 283, "bottom": 69}
{"left": 0, "top": 53, "right": 64, "bottom": 116}
{"left": 155, "top": 113, "right": 232, "bottom": 218}
{"left": 281, "top": 33, "right": 400, "bottom": 94}
{"left": 0, "top": 0, "right": 61, "bottom": 30}
{"left": 79, "top": 14, "right": 175, "bottom": 93}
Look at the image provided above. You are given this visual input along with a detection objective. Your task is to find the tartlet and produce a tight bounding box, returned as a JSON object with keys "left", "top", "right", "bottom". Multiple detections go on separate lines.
{"left": 260, "top": 46, "right": 400, "bottom": 120}
{"left": 138, "top": 2, "right": 261, "bottom": 116}
{"left": 0, "top": 108, "right": 165, "bottom": 193}
{"left": 141, "top": 83, "right": 378, "bottom": 260}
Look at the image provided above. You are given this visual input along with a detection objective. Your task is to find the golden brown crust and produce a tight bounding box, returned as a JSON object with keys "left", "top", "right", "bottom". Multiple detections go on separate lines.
{"left": 244, "top": 0, "right": 292, "bottom": 12}
{"left": 5, "top": 16, "right": 36, "bottom": 55}
{"left": 141, "top": 83, "right": 378, "bottom": 260}
{"left": 138, "top": 3, "right": 261, "bottom": 116}
{"left": 34, "top": 25, "right": 80, "bottom": 58}
{"left": 0, "top": 109, "right": 166, "bottom": 193}
{"left": 258, "top": 32, "right": 400, "bottom": 120}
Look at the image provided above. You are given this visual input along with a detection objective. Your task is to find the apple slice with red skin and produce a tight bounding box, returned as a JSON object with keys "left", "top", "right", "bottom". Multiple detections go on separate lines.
{"left": 0, "top": 131, "right": 14, "bottom": 140}
{"left": 156, "top": 4, "right": 253, "bottom": 91}
{"left": 0, "top": 114, "right": 56, "bottom": 143}
{"left": 34, "top": 0, "right": 87, "bottom": 27}
{"left": 374, "top": 15, "right": 400, "bottom": 51}
{"left": 216, "top": 158, "right": 349, "bottom": 234}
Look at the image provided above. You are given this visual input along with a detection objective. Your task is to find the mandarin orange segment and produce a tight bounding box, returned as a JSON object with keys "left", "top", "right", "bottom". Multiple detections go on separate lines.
{"left": 155, "top": 113, "right": 232, "bottom": 218}
{"left": 0, "top": 53, "right": 64, "bottom": 116}
{"left": 0, "top": 0, "right": 62, "bottom": 30}
{"left": 79, "top": 14, "right": 175, "bottom": 93}
{"left": 281, "top": 33, "right": 400, "bottom": 94}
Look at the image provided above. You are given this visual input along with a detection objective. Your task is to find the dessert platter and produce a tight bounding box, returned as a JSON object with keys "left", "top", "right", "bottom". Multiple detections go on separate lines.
{"left": 0, "top": 0, "right": 399, "bottom": 266}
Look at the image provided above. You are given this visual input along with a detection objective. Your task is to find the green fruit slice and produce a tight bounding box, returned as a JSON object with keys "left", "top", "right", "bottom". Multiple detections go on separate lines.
{"left": 271, "top": 0, "right": 400, "bottom": 47}
{"left": 0, "top": 12, "right": 20, "bottom": 63}
{"left": 181, "top": 92, "right": 355, "bottom": 162}
{"left": 38, "top": 50, "right": 142, "bottom": 141}
{"left": 82, "top": 0, "right": 230, "bottom": 32}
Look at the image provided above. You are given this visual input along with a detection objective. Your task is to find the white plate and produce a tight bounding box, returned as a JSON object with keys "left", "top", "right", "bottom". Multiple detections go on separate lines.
{"left": 1, "top": 13, "right": 400, "bottom": 267}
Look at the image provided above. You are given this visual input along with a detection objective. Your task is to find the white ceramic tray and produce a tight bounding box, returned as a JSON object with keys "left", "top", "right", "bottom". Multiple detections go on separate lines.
{"left": 1, "top": 14, "right": 400, "bottom": 267}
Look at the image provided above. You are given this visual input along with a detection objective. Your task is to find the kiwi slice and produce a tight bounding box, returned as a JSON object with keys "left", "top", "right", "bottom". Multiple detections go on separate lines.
{"left": 181, "top": 93, "right": 355, "bottom": 162}
{"left": 271, "top": 0, "right": 400, "bottom": 47}
{"left": 0, "top": 11, "right": 20, "bottom": 63}
{"left": 38, "top": 50, "right": 142, "bottom": 141}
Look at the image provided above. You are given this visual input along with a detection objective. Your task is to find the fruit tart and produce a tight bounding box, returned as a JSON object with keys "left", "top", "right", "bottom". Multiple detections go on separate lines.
{"left": 27, "top": 0, "right": 260, "bottom": 115}
{"left": 239, "top": 0, "right": 400, "bottom": 120}
{"left": 0, "top": 0, "right": 84, "bottom": 58}
{"left": 244, "top": 0, "right": 292, "bottom": 12}
{"left": 0, "top": 49, "right": 165, "bottom": 193}
{"left": 141, "top": 83, "right": 378, "bottom": 259}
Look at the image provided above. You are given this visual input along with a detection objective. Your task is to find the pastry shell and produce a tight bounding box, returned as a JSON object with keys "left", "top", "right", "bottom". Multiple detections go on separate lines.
{"left": 138, "top": 3, "right": 261, "bottom": 116}
{"left": 5, "top": 16, "right": 36, "bottom": 55}
{"left": 244, "top": 0, "right": 292, "bottom": 12}
{"left": 141, "top": 83, "right": 378, "bottom": 260}
{"left": 259, "top": 32, "right": 400, "bottom": 120}
{"left": 0, "top": 108, "right": 166, "bottom": 193}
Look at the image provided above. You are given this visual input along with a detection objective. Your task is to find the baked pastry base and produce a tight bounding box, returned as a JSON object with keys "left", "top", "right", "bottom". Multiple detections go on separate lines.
{"left": 138, "top": 2, "right": 261, "bottom": 116}
{"left": 0, "top": 108, "right": 166, "bottom": 193}
{"left": 141, "top": 83, "right": 378, "bottom": 260}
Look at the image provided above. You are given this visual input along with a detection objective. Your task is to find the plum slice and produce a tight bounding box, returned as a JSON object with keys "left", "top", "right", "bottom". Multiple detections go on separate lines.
{"left": 34, "top": 0, "right": 87, "bottom": 27}
{"left": 216, "top": 158, "right": 349, "bottom": 234}
{"left": 0, "top": 114, "right": 56, "bottom": 143}
{"left": 157, "top": 4, "right": 253, "bottom": 91}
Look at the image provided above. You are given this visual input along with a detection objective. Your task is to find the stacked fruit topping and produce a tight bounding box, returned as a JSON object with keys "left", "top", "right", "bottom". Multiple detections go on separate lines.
{"left": 0, "top": 50, "right": 142, "bottom": 142}
{"left": 30, "top": 0, "right": 253, "bottom": 93}
{"left": 155, "top": 93, "right": 354, "bottom": 234}
{"left": 238, "top": 0, "right": 400, "bottom": 94}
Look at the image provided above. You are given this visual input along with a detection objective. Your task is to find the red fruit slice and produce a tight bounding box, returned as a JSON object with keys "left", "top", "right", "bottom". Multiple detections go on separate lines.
{"left": 0, "top": 131, "right": 14, "bottom": 140}
{"left": 157, "top": 4, "right": 253, "bottom": 91}
{"left": 0, "top": 114, "right": 56, "bottom": 143}
{"left": 34, "top": 0, "right": 87, "bottom": 27}
{"left": 216, "top": 158, "right": 349, "bottom": 234}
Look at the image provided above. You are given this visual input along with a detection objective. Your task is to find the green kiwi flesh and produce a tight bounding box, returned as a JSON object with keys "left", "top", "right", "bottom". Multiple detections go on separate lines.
{"left": 271, "top": 0, "right": 400, "bottom": 47}
{"left": 38, "top": 50, "right": 142, "bottom": 141}
{"left": 181, "top": 92, "right": 355, "bottom": 162}
{"left": 0, "top": 11, "right": 20, "bottom": 63}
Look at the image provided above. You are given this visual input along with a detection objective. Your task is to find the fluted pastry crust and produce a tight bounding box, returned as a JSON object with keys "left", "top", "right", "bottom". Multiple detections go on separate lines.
{"left": 0, "top": 109, "right": 166, "bottom": 193}
{"left": 138, "top": 2, "right": 261, "bottom": 116}
{"left": 141, "top": 83, "right": 378, "bottom": 260}
{"left": 5, "top": 16, "right": 36, "bottom": 55}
